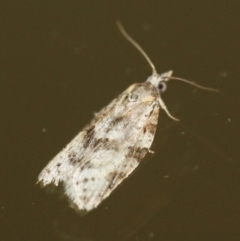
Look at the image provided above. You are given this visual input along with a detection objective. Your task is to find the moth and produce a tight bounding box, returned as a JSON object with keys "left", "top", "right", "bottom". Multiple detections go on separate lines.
{"left": 38, "top": 21, "right": 218, "bottom": 215}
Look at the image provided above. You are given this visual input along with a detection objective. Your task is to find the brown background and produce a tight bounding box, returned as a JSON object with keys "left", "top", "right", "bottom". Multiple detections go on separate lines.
{"left": 1, "top": 1, "right": 239, "bottom": 241}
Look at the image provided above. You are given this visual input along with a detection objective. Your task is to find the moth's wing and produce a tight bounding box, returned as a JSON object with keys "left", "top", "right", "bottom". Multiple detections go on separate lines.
{"left": 38, "top": 131, "right": 86, "bottom": 187}
{"left": 37, "top": 97, "right": 119, "bottom": 188}
{"left": 38, "top": 82, "right": 160, "bottom": 213}
{"left": 66, "top": 100, "right": 160, "bottom": 212}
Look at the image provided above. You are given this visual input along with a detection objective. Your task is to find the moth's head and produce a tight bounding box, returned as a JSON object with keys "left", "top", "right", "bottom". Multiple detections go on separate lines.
{"left": 146, "top": 70, "right": 173, "bottom": 94}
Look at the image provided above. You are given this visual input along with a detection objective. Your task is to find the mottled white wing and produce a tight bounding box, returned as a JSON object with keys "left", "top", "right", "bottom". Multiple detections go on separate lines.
{"left": 38, "top": 82, "right": 160, "bottom": 213}
{"left": 68, "top": 100, "right": 160, "bottom": 212}
{"left": 38, "top": 96, "right": 119, "bottom": 187}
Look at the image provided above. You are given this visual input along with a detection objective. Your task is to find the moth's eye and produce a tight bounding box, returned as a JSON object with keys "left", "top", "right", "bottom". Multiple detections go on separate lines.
{"left": 158, "top": 82, "right": 167, "bottom": 93}
{"left": 128, "top": 93, "right": 138, "bottom": 102}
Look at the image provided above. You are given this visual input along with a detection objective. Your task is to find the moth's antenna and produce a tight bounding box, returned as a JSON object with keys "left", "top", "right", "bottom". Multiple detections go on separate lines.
{"left": 116, "top": 21, "right": 219, "bottom": 121}
{"left": 167, "top": 76, "right": 220, "bottom": 93}
{"left": 116, "top": 20, "right": 158, "bottom": 76}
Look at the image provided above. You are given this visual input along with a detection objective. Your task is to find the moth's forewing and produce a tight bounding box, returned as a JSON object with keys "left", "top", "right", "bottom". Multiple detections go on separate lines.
{"left": 38, "top": 82, "right": 160, "bottom": 213}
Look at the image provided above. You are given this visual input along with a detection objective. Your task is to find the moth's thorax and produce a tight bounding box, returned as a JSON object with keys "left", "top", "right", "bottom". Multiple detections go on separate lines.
{"left": 125, "top": 82, "right": 159, "bottom": 103}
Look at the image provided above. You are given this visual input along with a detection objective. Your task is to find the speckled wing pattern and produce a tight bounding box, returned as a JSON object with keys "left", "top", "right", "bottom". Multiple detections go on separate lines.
{"left": 38, "top": 81, "right": 160, "bottom": 214}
